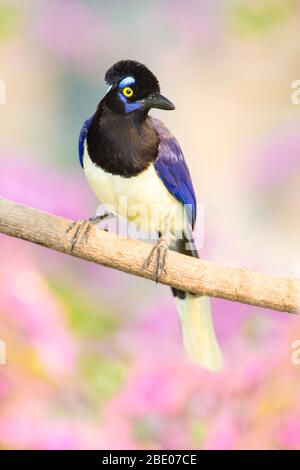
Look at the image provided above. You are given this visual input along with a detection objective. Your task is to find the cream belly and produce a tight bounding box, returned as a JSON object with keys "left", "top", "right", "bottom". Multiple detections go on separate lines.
{"left": 83, "top": 148, "right": 186, "bottom": 234}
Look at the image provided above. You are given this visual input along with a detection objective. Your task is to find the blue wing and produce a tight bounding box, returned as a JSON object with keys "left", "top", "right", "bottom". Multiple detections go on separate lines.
{"left": 151, "top": 117, "right": 197, "bottom": 228}
{"left": 78, "top": 114, "right": 95, "bottom": 167}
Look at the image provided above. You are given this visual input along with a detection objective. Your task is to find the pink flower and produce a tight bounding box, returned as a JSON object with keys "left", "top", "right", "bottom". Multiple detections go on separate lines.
{"left": 204, "top": 411, "right": 239, "bottom": 450}
{"left": 0, "top": 243, "right": 78, "bottom": 377}
{"left": 277, "top": 415, "right": 300, "bottom": 449}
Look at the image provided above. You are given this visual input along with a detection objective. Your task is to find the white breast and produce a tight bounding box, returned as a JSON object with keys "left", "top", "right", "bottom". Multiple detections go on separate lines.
{"left": 83, "top": 148, "right": 186, "bottom": 234}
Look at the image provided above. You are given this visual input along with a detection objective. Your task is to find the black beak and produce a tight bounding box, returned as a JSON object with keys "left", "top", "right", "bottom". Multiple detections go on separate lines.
{"left": 143, "top": 92, "right": 175, "bottom": 111}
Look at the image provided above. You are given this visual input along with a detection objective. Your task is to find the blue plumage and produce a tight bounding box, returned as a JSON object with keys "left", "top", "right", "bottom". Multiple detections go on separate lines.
{"left": 78, "top": 114, "right": 94, "bottom": 168}
{"left": 118, "top": 92, "right": 143, "bottom": 114}
{"left": 151, "top": 118, "right": 197, "bottom": 228}
{"left": 118, "top": 76, "right": 135, "bottom": 87}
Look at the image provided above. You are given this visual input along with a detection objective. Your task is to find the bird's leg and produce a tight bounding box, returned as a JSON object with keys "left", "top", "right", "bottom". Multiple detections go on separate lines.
{"left": 143, "top": 215, "right": 171, "bottom": 282}
{"left": 66, "top": 212, "right": 113, "bottom": 251}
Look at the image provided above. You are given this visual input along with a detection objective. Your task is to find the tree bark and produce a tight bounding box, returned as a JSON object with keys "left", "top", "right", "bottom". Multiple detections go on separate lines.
{"left": 0, "top": 197, "right": 299, "bottom": 314}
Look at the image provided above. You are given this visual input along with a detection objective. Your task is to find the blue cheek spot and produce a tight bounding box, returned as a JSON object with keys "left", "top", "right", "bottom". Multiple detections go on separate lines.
{"left": 118, "top": 92, "right": 142, "bottom": 114}
{"left": 118, "top": 76, "right": 135, "bottom": 88}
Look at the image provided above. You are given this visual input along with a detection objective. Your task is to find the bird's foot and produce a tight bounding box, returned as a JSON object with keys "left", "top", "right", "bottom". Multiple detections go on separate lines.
{"left": 66, "top": 213, "right": 111, "bottom": 251}
{"left": 143, "top": 237, "right": 169, "bottom": 282}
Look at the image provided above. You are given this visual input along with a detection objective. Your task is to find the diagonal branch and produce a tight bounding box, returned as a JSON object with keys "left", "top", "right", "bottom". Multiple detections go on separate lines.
{"left": 0, "top": 197, "right": 299, "bottom": 314}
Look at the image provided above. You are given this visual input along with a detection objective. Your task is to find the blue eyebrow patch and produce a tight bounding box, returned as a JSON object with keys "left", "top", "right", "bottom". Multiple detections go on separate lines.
{"left": 118, "top": 76, "right": 135, "bottom": 88}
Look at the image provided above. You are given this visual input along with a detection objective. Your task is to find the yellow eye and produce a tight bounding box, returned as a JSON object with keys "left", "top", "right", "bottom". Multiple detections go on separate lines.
{"left": 122, "top": 86, "right": 133, "bottom": 98}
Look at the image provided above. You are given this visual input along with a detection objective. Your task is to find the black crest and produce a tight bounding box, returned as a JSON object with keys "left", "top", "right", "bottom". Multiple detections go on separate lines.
{"left": 105, "top": 60, "right": 160, "bottom": 97}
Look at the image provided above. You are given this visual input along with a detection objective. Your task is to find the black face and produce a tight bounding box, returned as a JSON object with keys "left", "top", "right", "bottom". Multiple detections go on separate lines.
{"left": 103, "top": 60, "right": 175, "bottom": 115}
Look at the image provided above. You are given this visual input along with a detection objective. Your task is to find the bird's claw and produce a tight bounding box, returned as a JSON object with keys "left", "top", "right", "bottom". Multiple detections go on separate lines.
{"left": 66, "top": 214, "right": 111, "bottom": 251}
{"left": 66, "top": 219, "right": 89, "bottom": 251}
{"left": 143, "top": 238, "right": 169, "bottom": 282}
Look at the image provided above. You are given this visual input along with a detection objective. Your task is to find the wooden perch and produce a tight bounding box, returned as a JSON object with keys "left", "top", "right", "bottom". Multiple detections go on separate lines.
{"left": 0, "top": 197, "right": 299, "bottom": 314}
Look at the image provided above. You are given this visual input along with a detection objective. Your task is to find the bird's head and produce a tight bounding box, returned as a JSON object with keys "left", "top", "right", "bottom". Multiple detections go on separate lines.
{"left": 103, "top": 60, "right": 175, "bottom": 115}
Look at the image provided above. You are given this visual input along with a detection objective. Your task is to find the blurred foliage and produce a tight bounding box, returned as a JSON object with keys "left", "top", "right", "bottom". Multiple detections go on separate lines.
{"left": 133, "top": 416, "right": 160, "bottom": 444}
{"left": 81, "top": 355, "right": 127, "bottom": 404}
{"left": 0, "top": 4, "right": 20, "bottom": 39}
{"left": 49, "top": 279, "right": 119, "bottom": 338}
{"left": 229, "top": 0, "right": 295, "bottom": 36}
{"left": 190, "top": 420, "right": 207, "bottom": 447}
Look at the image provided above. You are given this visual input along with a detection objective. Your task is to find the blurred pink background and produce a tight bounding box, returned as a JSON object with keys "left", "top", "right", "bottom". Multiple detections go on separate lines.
{"left": 0, "top": 0, "right": 300, "bottom": 450}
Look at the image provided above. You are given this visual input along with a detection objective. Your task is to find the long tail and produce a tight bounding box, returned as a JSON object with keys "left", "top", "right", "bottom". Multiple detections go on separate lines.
{"left": 174, "top": 294, "right": 222, "bottom": 370}
{"left": 171, "top": 237, "right": 222, "bottom": 371}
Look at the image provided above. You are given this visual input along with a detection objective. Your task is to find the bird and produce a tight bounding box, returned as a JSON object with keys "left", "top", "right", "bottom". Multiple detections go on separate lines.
{"left": 69, "top": 60, "right": 222, "bottom": 370}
